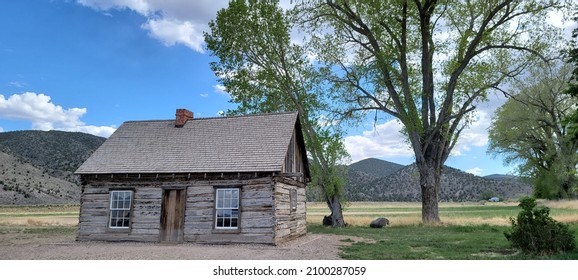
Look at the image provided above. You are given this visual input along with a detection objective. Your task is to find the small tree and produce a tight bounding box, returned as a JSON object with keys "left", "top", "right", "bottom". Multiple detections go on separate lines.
{"left": 204, "top": 0, "right": 349, "bottom": 227}
{"left": 505, "top": 197, "right": 576, "bottom": 255}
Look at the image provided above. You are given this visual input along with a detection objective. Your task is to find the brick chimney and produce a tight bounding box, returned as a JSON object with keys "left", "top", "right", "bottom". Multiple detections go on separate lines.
{"left": 175, "top": 109, "right": 193, "bottom": 127}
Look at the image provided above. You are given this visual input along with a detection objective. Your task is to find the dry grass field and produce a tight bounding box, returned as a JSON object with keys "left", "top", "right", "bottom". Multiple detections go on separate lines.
{"left": 2, "top": 200, "right": 578, "bottom": 228}
{"left": 307, "top": 200, "right": 578, "bottom": 227}
{"left": 0, "top": 205, "right": 79, "bottom": 226}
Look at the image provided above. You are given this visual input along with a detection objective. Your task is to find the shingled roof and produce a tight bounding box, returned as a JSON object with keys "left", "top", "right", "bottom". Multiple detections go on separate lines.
{"left": 75, "top": 111, "right": 308, "bottom": 175}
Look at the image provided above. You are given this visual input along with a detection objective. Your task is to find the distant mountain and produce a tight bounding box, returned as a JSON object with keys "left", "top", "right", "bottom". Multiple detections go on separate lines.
{"left": 341, "top": 158, "right": 532, "bottom": 202}
{"left": 0, "top": 150, "right": 80, "bottom": 204}
{"left": 483, "top": 174, "right": 519, "bottom": 181}
{"left": 0, "top": 131, "right": 532, "bottom": 204}
{"left": 348, "top": 158, "right": 405, "bottom": 178}
{"left": 0, "top": 130, "right": 105, "bottom": 205}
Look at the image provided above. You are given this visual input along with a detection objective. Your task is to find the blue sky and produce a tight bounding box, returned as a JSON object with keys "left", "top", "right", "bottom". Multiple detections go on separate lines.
{"left": 0, "top": 0, "right": 574, "bottom": 176}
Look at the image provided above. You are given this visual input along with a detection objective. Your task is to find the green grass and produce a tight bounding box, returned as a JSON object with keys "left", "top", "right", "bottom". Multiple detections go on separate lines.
{"left": 308, "top": 223, "right": 578, "bottom": 260}
{"left": 307, "top": 201, "right": 578, "bottom": 259}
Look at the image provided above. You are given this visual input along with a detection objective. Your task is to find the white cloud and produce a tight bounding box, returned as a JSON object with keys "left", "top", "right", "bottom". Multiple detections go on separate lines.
{"left": 343, "top": 101, "right": 498, "bottom": 163}
{"left": 8, "top": 81, "right": 26, "bottom": 88}
{"left": 344, "top": 119, "right": 413, "bottom": 163}
{"left": 451, "top": 110, "right": 491, "bottom": 156}
{"left": 76, "top": 0, "right": 152, "bottom": 15}
{"left": 0, "top": 92, "right": 116, "bottom": 137}
{"left": 0, "top": 127, "right": 3, "bottom": 133}
{"left": 76, "top": 1, "right": 300, "bottom": 53}
{"left": 200, "top": 93, "right": 209, "bottom": 98}
{"left": 466, "top": 167, "right": 483, "bottom": 176}
{"left": 142, "top": 18, "right": 204, "bottom": 52}
{"left": 546, "top": 10, "right": 578, "bottom": 39}
{"left": 213, "top": 84, "right": 228, "bottom": 95}
{"left": 76, "top": 0, "right": 228, "bottom": 52}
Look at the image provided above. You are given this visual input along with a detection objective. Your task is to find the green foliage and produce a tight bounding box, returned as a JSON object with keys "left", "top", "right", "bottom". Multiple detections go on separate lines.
{"left": 296, "top": 0, "right": 566, "bottom": 224}
{"left": 505, "top": 197, "right": 576, "bottom": 255}
{"left": 480, "top": 189, "right": 498, "bottom": 201}
{"left": 563, "top": 15, "right": 578, "bottom": 155}
{"left": 205, "top": 0, "right": 349, "bottom": 226}
{"left": 534, "top": 166, "right": 576, "bottom": 199}
{"left": 488, "top": 63, "right": 578, "bottom": 198}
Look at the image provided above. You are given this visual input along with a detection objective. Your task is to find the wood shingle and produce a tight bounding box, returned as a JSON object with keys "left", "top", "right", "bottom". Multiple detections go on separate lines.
{"left": 75, "top": 111, "right": 305, "bottom": 175}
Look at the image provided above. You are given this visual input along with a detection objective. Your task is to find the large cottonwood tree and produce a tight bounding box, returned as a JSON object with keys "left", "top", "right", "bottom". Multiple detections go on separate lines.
{"left": 488, "top": 63, "right": 578, "bottom": 198}
{"left": 564, "top": 15, "right": 578, "bottom": 143}
{"left": 204, "top": 0, "right": 348, "bottom": 227}
{"left": 296, "top": 0, "right": 566, "bottom": 223}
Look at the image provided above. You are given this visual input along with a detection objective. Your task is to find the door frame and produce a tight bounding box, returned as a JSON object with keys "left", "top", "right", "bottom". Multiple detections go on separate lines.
{"left": 159, "top": 187, "right": 186, "bottom": 243}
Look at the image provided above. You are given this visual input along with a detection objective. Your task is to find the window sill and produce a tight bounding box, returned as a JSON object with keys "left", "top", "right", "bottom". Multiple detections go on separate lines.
{"left": 106, "top": 227, "right": 131, "bottom": 233}
{"left": 212, "top": 228, "right": 241, "bottom": 234}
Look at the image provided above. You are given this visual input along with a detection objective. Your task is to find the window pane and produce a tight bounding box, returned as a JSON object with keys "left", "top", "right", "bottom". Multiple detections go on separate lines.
{"left": 224, "top": 190, "right": 231, "bottom": 208}
{"left": 232, "top": 190, "right": 239, "bottom": 208}
{"left": 224, "top": 196, "right": 231, "bottom": 208}
{"left": 216, "top": 190, "right": 223, "bottom": 208}
{"left": 123, "top": 194, "right": 131, "bottom": 209}
{"left": 110, "top": 193, "right": 117, "bottom": 209}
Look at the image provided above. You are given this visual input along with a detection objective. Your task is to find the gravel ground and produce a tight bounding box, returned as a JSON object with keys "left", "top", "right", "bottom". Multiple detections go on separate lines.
{"left": 0, "top": 231, "right": 360, "bottom": 260}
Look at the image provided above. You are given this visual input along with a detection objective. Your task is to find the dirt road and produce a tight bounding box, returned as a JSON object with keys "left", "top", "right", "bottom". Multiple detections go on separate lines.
{"left": 0, "top": 231, "right": 356, "bottom": 260}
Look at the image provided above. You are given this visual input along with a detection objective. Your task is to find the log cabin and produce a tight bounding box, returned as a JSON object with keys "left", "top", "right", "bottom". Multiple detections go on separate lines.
{"left": 75, "top": 109, "right": 309, "bottom": 244}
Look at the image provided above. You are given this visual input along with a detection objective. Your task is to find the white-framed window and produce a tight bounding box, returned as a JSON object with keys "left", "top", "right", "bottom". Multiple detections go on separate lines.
{"left": 109, "top": 190, "right": 133, "bottom": 228}
{"left": 215, "top": 188, "right": 239, "bottom": 229}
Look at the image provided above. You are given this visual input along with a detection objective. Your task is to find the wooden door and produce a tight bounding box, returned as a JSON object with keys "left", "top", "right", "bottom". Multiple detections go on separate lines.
{"left": 160, "top": 189, "right": 186, "bottom": 242}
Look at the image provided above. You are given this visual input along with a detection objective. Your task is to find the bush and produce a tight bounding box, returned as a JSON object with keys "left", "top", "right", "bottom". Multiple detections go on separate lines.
{"left": 504, "top": 197, "right": 576, "bottom": 255}
{"left": 480, "top": 189, "right": 497, "bottom": 201}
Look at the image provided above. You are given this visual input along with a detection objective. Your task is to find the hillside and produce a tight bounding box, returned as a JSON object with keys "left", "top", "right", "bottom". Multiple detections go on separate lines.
{"left": 0, "top": 130, "right": 531, "bottom": 204}
{"left": 484, "top": 174, "right": 519, "bottom": 181}
{"left": 0, "top": 130, "right": 105, "bottom": 205}
{"left": 0, "top": 151, "right": 80, "bottom": 204}
{"left": 342, "top": 159, "right": 532, "bottom": 202}
{"left": 348, "top": 158, "right": 405, "bottom": 178}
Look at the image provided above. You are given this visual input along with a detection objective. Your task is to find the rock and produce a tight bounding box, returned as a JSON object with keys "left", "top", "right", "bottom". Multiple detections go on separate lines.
{"left": 370, "top": 217, "right": 389, "bottom": 228}
{"left": 323, "top": 215, "right": 332, "bottom": 226}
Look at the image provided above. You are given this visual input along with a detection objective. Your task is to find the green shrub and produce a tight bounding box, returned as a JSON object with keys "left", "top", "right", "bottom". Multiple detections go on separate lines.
{"left": 504, "top": 197, "right": 576, "bottom": 255}
{"left": 480, "top": 189, "right": 498, "bottom": 201}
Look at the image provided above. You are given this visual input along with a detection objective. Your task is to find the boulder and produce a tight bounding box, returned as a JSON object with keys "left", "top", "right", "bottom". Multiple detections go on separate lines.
{"left": 323, "top": 215, "right": 332, "bottom": 226}
{"left": 370, "top": 217, "right": 389, "bottom": 228}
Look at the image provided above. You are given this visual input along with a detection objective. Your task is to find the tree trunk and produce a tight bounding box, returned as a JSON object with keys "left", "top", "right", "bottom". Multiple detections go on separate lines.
{"left": 417, "top": 161, "right": 441, "bottom": 224}
{"left": 327, "top": 194, "right": 345, "bottom": 227}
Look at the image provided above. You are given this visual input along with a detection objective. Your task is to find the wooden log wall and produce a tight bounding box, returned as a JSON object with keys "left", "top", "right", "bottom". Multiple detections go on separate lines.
{"left": 273, "top": 177, "right": 307, "bottom": 244}
{"left": 77, "top": 184, "right": 161, "bottom": 242}
{"left": 185, "top": 177, "right": 276, "bottom": 244}
{"left": 77, "top": 176, "right": 285, "bottom": 244}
